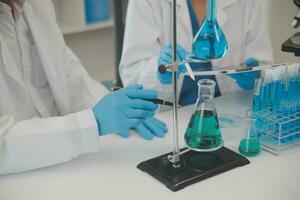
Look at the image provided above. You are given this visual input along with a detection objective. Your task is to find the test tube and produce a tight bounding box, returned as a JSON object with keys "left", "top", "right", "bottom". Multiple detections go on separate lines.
{"left": 272, "top": 66, "right": 286, "bottom": 112}
{"left": 287, "top": 75, "right": 298, "bottom": 142}
{"left": 252, "top": 78, "right": 262, "bottom": 112}
{"left": 259, "top": 77, "right": 266, "bottom": 111}
{"left": 252, "top": 78, "right": 263, "bottom": 137}
{"left": 297, "top": 73, "right": 300, "bottom": 140}
{"left": 297, "top": 73, "right": 300, "bottom": 113}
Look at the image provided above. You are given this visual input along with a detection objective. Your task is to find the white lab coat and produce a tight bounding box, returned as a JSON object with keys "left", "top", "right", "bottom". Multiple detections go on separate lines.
{"left": 120, "top": 0, "right": 274, "bottom": 101}
{"left": 0, "top": 0, "right": 108, "bottom": 174}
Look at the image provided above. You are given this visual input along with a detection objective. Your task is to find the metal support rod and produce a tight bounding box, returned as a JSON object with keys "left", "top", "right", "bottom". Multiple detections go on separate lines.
{"left": 171, "top": 0, "right": 180, "bottom": 167}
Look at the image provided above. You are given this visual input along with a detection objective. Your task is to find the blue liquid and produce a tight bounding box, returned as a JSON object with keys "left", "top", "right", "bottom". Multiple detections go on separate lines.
{"left": 274, "top": 82, "right": 285, "bottom": 110}
{"left": 252, "top": 94, "right": 264, "bottom": 137}
{"left": 84, "top": 0, "right": 110, "bottom": 24}
{"left": 259, "top": 84, "right": 268, "bottom": 110}
{"left": 252, "top": 75, "right": 300, "bottom": 146}
{"left": 192, "top": 0, "right": 228, "bottom": 60}
{"left": 297, "top": 77, "right": 300, "bottom": 112}
{"left": 252, "top": 95, "right": 261, "bottom": 112}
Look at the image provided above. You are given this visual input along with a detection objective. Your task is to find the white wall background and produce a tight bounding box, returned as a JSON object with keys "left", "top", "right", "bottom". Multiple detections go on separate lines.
{"left": 64, "top": 28, "right": 115, "bottom": 81}
{"left": 64, "top": 0, "right": 299, "bottom": 82}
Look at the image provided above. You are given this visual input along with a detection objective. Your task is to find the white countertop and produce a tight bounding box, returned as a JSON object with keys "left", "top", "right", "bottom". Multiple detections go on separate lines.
{"left": 1, "top": 91, "right": 300, "bottom": 200}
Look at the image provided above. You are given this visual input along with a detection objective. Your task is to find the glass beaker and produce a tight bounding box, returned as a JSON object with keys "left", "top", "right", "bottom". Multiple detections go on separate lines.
{"left": 239, "top": 112, "right": 261, "bottom": 157}
{"left": 192, "top": 0, "right": 228, "bottom": 60}
{"left": 184, "top": 79, "right": 223, "bottom": 152}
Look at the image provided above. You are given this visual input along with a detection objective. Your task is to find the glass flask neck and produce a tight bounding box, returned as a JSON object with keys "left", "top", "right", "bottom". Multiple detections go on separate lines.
{"left": 197, "top": 79, "right": 216, "bottom": 101}
{"left": 206, "top": 0, "right": 217, "bottom": 22}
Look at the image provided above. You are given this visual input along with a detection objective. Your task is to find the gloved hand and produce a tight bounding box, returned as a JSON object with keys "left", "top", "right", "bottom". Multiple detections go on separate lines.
{"left": 157, "top": 44, "right": 188, "bottom": 84}
{"left": 93, "top": 85, "right": 158, "bottom": 135}
{"left": 117, "top": 117, "right": 168, "bottom": 140}
{"left": 228, "top": 58, "right": 260, "bottom": 90}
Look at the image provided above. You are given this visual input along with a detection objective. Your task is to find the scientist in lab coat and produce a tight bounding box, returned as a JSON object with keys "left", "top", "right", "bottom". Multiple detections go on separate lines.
{"left": 120, "top": 0, "right": 274, "bottom": 106}
{"left": 0, "top": 0, "right": 168, "bottom": 174}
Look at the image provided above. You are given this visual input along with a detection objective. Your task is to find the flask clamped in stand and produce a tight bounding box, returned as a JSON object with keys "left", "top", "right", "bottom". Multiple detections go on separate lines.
{"left": 192, "top": 0, "right": 228, "bottom": 60}
{"left": 137, "top": 0, "right": 250, "bottom": 192}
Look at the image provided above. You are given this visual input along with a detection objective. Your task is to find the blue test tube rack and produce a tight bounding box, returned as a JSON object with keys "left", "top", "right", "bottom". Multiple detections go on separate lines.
{"left": 251, "top": 65, "right": 300, "bottom": 155}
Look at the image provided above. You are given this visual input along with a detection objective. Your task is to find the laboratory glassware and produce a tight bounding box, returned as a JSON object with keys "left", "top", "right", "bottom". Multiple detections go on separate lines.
{"left": 192, "top": 0, "right": 228, "bottom": 60}
{"left": 239, "top": 112, "right": 261, "bottom": 157}
{"left": 137, "top": 0, "right": 250, "bottom": 192}
{"left": 251, "top": 64, "right": 300, "bottom": 155}
{"left": 184, "top": 79, "right": 223, "bottom": 151}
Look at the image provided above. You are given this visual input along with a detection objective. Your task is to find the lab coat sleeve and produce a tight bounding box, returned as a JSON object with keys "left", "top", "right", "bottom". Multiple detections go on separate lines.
{"left": 242, "top": 0, "right": 274, "bottom": 63}
{"left": 0, "top": 109, "right": 99, "bottom": 174}
{"left": 119, "top": 0, "right": 173, "bottom": 100}
{"left": 62, "top": 47, "right": 109, "bottom": 112}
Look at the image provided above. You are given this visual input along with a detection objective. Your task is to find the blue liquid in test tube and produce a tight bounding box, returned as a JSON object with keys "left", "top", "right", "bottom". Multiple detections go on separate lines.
{"left": 288, "top": 77, "right": 298, "bottom": 141}
{"left": 252, "top": 79, "right": 263, "bottom": 137}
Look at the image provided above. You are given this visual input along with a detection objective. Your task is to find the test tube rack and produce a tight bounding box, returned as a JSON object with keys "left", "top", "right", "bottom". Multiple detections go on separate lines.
{"left": 253, "top": 109, "right": 300, "bottom": 155}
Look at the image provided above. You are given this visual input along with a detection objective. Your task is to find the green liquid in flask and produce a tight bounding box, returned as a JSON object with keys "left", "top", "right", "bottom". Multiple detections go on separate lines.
{"left": 185, "top": 110, "right": 223, "bottom": 152}
{"left": 239, "top": 138, "right": 261, "bottom": 157}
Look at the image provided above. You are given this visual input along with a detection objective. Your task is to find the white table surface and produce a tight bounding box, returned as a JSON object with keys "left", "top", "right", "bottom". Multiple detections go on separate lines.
{"left": 1, "top": 91, "right": 300, "bottom": 200}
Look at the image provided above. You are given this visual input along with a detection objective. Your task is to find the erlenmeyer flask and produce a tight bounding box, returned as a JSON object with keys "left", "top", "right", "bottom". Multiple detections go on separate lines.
{"left": 184, "top": 79, "right": 223, "bottom": 152}
{"left": 239, "top": 111, "right": 261, "bottom": 157}
{"left": 192, "top": 0, "right": 228, "bottom": 60}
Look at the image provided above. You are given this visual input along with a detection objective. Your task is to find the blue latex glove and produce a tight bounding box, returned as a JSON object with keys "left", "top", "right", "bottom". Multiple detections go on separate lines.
{"left": 117, "top": 117, "right": 168, "bottom": 140}
{"left": 93, "top": 85, "right": 158, "bottom": 135}
{"left": 157, "top": 44, "right": 188, "bottom": 84}
{"left": 228, "top": 58, "right": 261, "bottom": 90}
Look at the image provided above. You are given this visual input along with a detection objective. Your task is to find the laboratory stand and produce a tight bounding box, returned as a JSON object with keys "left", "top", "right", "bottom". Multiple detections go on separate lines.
{"left": 138, "top": 0, "right": 249, "bottom": 191}
{"left": 137, "top": 147, "right": 249, "bottom": 191}
{"left": 138, "top": 79, "right": 250, "bottom": 191}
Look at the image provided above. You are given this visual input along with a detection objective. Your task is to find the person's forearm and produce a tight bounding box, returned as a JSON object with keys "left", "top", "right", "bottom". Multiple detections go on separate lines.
{"left": 0, "top": 110, "right": 99, "bottom": 175}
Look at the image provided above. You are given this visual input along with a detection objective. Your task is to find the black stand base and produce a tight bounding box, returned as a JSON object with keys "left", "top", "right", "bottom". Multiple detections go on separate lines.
{"left": 137, "top": 147, "right": 250, "bottom": 192}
